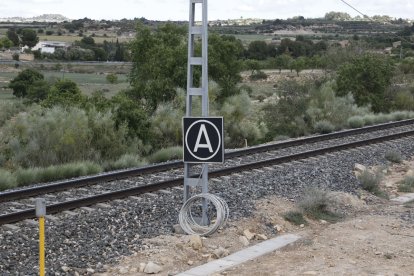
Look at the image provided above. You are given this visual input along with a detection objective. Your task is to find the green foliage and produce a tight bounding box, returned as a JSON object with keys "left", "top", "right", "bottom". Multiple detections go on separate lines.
{"left": 27, "top": 80, "right": 50, "bottom": 103}
{"left": 219, "top": 91, "right": 268, "bottom": 147}
{"left": 42, "top": 79, "right": 86, "bottom": 107}
{"left": 313, "top": 120, "right": 335, "bottom": 134}
{"left": 0, "top": 37, "right": 13, "bottom": 49}
{"left": 347, "top": 116, "right": 365, "bottom": 128}
{"left": 111, "top": 91, "right": 150, "bottom": 141}
{"left": 306, "top": 81, "right": 369, "bottom": 130}
{"left": 336, "top": 54, "right": 394, "bottom": 112}
{"left": 0, "top": 100, "right": 27, "bottom": 127}
{"left": 263, "top": 79, "right": 312, "bottom": 138}
{"left": 298, "top": 188, "right": 341, "bottom": 222}
{"left": 357, "top": 170, "right": 386, "bottom": 197}
{"left": 0, "top": 106, "right": 132, "bottom": 168}
{"left": 106, "top": 73, "right": 118, "bottom": 84}
{"left": 20, "top": 28, "right": 39, "bottom": 48}
{"left": 249, "top": 70, "right": 268, "bottom": 81}
{"left": 8, "top": 69, "right": 44, "bottom": 98}
{"left": 6, "top": 29, "right": 19, "bottom": 46}
{"left": 15, "top": 162, "right": 102, "bottom": 187}
{"left": 0, "top": 169, "right": 17, "bottom": 191}
{"left": 246, "top": 40, "right": 272, "bottom": 60}
{"left": 148, "top": 146, "right": 183, "bottom": 163}
{"left": 129, "top": 23, "right": 187, "bottom": 110}
{"left": 384, "top": 150, "right": 402, "bottom": 163}
{"left": 398, "top": 176, "right": 414, "bottom": 192}
{"left": 283, "top": 211, "right": 307, "bottom": 225}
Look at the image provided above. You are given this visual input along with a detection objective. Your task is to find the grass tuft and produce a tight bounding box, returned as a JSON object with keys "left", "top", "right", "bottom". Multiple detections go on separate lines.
{"left": 0, "top": 169, "right": 17, "bottom": 191}
{"left": 103, "top": 154, "right": 146, "bottom": 171}
{"left": 283, "top": 211, "right": 307, "bottom": 225}
{"left": 357, "top": 170, "right": 387, "bottom": 198}
{"left": 298, "top": 188, "right": 341, "bottom": 222}
{"left": 148, "top": 146, "right": 183, "bottom": 163}
{"left": 347, "top": 116, "right": 365, "bottom": 128}
{"left": 384, "top": 150, "right": 402, "bottom": 163}
{"left": 398, "top": 176, "right": 414, "bottom": 193}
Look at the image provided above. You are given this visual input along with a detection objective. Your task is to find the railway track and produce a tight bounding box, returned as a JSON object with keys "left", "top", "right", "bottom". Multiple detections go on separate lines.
{"left": 1, "top": 119, "right": 414, "bottom": 225}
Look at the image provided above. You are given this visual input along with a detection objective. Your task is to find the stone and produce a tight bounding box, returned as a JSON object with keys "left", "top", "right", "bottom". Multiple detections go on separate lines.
{"left": 61, "top": 266, "right": 70, "bottom": 272}
{"left": 86, "top": 268, "right": 95, "bottom": 273}
{"left": 80, "top": 207, "right": 95, "bottom": 212}
{"left": 173, "top": 224, "right": 185, "bottom": 235}
{"left": 274, "top": 224, "right": 282, "bottom": 232}
{"left": 300, "top": 224, "right": 305, "bottom": 228}
{"left": 96, "top": 203, "right": 111, "bottom": 208}
{"left": 130, "top": 267, "right": 138, "bottom": 273}
{"left": 354, "top": 163, "right": 366, "bottom": 172}
{"left": 213, "top": 246, "right": 230, "bottom": 258}
{"left": 256, "top": 234, "right": 268, "bottom": 240}
{"left": 139, "top": 263, "right": 146, "bottom": 272}
{"left": 239, "top": 236, "right": 250, "bottom": 246}
{"left": 187, "top": 260, "right": 194, "bottom": 265}
{"left": 143, "top": 262, "right": 162, "bottom": 274}
{"left": 189, "top": 235, "right": 203, "bottom": 250}
{"left": 320, "top": 220, "right": 328, "bottom": 224}
{"left": 119, "top": 266, "right": 129, "bottom": 274}
{"left": 243, "top": 229, "right": 255, "bottom": 240}
{"left": 3, "top": 224, "right": 20, "bottom": 231}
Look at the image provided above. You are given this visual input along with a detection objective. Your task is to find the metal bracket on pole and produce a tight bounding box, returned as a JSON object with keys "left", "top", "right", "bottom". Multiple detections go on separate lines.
{"left": 184, "top": 0, "right": 209, "bottom": 225}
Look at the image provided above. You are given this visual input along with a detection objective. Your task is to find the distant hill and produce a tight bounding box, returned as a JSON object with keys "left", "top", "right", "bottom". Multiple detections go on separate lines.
{"left": 0, "top": 14, "right": 70, "bottom": 23}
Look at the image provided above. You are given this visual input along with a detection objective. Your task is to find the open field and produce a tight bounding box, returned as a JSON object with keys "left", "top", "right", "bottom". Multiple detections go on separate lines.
{"left": 38, "top": 35, "right": 134, "bottom": 43}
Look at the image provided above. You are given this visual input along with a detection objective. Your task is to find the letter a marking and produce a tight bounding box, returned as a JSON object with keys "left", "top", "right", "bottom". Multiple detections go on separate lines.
{"left": 194, "top": 124, "right": 213, "bottom": 153}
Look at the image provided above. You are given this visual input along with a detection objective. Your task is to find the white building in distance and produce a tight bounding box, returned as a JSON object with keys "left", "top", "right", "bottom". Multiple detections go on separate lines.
{"left": 31, "top": 41, "right": 71, "bottom": 54}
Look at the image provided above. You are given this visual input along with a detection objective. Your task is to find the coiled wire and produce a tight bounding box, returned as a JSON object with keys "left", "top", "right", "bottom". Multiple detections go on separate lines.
{"left": 179, "top": 193, "right": 229, "bottom": 236}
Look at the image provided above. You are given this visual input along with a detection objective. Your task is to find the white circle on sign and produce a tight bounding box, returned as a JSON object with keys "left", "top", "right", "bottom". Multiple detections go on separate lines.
{"left": 185, "top": 119, "right": 221, "bottom": 161}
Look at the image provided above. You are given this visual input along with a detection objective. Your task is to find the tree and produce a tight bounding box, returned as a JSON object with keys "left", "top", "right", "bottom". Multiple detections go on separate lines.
{"left": 27, "top": 80, "right": 50, "bottom": 102}
{"left": 21, "top": 29, "right": 39, "bottom": 48}
{"left": 8, "top": 69, "right": 44, "bottom": 98}
{"left": 246, "top": 40, "right": 269, "bottom": 60}
{"left": 336, "top": 54, "right": 394, "bottom": 112}
{"left": 0, "top": 37, "right": 13, "bottom": 49}
{"left": 6, "top": 29, "right": 19, "bottom": 46}
{"left": 129, "top": 23, "right": 187, "bottom": 111}
{"left": 42, "top": 79, "right": 86, "bottom": 107}
{"left": 273, "top": 54, "right": 292, "bottom": 73}
{"left": 291, "top": 56, "right": 307, "bottom": 76}
{"left": 114, "top": 38, "right": 124, "bottom": 61}
{"left": 81, "top": 36, "right": 95, "bottom": 47}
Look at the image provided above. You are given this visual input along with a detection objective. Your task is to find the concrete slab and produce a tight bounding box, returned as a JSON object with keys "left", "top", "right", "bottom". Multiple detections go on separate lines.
{"left": 390, "top": 193, "right": 414, "bottom": 204}
{"left": 177, "top": 234, "right": 300, "bottom": 276}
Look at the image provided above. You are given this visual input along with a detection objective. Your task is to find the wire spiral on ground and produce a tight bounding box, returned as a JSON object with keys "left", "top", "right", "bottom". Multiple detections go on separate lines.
{"left": 179, "top": 193, "right": 229, "bottom": 236}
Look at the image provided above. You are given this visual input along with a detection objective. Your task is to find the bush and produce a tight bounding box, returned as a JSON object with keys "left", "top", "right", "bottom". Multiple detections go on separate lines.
{"left": 103, "top": 154, "right": 146, "bottom": 171}
{"left": 398, "top": 176, "right": 414, "bottom": 192}
{"left": 298, "top": 188, "right": 341, "bottom": 222}
{"left": 0, "top": 169, "right": 17, "bottom": 191}
{"left": 15, "top": 162, "right": 103, "bottom": 186}
{"left": 314, "top": 120, "right": 335, "bottom": 134}
{"left": 249, "top": 70, "right": 268, "bottom": 81}
{"left": 384, "top": 150, "right": 402, "bottom": 163}
{"left": 347, "top": 116, "right": 365, "bottom": 128}
{"left": 283, "top": 211, "right": 307, "bottom": 225}
{"left": 148, "top": 146, "right": 183, "bottom": 163}
{"left": 106, "top": 73, "right": 118, "bottom": 84}
{"left": 0, "top": 100, "right": 27, "bottom": 127}
{"left": 357, "top": 170, "right": 386, "bottom": 197}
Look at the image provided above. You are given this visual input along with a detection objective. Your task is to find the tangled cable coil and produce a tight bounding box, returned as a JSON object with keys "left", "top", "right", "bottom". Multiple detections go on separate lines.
{"left": 179, "top": 193, "right": 229, "bottom": 236}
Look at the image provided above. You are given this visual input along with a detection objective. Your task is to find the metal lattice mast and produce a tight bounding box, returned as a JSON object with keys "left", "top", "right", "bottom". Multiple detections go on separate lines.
{"left": 184, "top": 0, "right": 209, "bottom": 221}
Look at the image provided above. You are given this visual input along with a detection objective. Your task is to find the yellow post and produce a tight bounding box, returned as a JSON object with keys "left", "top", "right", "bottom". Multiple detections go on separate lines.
{"left": 39, "top": 216, "right": 45, "bottom": 276}
{"left": 36, "top": 198, "right": 46, "bottom": 276}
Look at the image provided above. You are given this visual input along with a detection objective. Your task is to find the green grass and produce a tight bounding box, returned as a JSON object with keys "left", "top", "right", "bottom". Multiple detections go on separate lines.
{"left": 384, "top": 150, "right": 403, "bottom": 163}
{"left": 148, "top": 146, "right": 183, "bottom": 163}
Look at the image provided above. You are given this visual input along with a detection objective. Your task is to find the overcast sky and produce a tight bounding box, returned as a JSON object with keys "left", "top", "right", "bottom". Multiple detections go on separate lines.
{"left": 0, "top": 0, "right": 413, "bottom": 21}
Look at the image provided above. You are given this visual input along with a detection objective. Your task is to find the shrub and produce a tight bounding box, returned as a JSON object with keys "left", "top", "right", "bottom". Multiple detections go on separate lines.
{"left": 0, "top": 100, "right": 27, "bottom": 127}
{"left": 298, "top": 188, "right": 341, "bottom": 222}
{"left": 357, "top": 170, "right": 387, "bottom": 198}
{"left": 283, "top": 211, "right": 307, "bottom": 225}
{"left": 384, "top": 150, "right": 402, "bottom": 163}
{"left": 347, "top": 116, "right": 364, "bottom": 128}
{"left": 106, "top": 73, "right": 118, "bottom": 84}
{"left": 314, "top": 120, "right": 335, "bottom": 134}
{"left": 249, "top": 70, "right": 268, "bottom": 81}
{"left": 398, "top": 176, "right": 414, "bottom": 192}
{"left": 0, "top": 169, "right": 17, "bottom": 191}
{"left": 103, "top": 154, "right": 146, "bottom": 171}
{"left": 148, "top": 146, "right": 183, "bottom": 163}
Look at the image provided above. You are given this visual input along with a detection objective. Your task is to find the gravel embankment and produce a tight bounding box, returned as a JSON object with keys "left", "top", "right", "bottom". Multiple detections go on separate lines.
{"left": 0, "top": 137, "right": 413, "bottom": 275}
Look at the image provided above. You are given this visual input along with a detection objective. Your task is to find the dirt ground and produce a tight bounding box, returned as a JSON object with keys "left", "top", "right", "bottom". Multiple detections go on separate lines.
{"left": 98, "top": 160, "right": 414, "bottom": 276}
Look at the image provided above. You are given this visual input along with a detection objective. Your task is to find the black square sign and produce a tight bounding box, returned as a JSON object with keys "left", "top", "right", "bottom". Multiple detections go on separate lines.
{"left": 183, "top": 117, "right": 224, "bottom": 163}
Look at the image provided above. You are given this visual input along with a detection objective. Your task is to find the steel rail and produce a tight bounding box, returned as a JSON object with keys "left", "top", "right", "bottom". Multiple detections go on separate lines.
{"left": 1, "top": 119, "right": 413, "bottom": 203}
{"left": 1, "top": 129, "right": 413, "bottom": 225}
